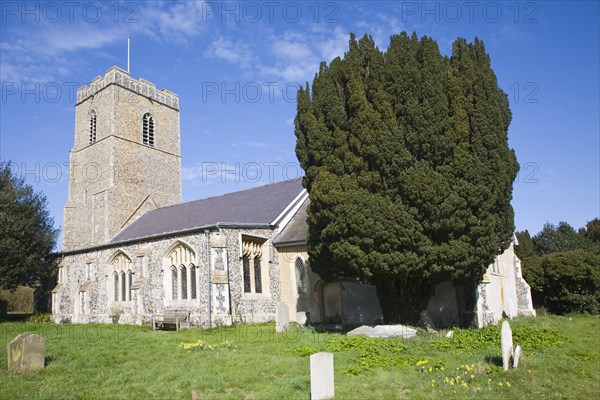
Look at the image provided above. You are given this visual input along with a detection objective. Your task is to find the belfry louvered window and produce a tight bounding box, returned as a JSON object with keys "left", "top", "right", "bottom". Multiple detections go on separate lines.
{"left": 89, "top": 111, "right": 97, "bottom": 144}
{"left": 142, "top": 113, "right": 155, "bottom": 147}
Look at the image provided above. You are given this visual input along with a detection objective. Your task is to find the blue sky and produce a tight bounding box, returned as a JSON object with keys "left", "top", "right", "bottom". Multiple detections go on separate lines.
{"left": 1, "top": 1, "right": 598, "bottom": 249}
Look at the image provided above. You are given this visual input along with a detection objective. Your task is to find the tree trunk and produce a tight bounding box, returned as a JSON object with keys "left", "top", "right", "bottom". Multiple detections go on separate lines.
{"left": 375, "top": 278, "right": 433, "bottom": 325}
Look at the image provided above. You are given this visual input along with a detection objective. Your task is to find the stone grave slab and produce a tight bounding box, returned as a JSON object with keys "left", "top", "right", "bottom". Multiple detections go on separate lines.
{"left": 347, "top": 324, "right": 417, "bottom": 339}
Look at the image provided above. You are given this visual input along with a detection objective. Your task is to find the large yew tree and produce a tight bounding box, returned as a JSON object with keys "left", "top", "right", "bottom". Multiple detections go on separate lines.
{"left": 0, "top": 161, "right": 58, "bottom": 291}
{"left": 295, "top": 33, "right": 519, "bottom": 324}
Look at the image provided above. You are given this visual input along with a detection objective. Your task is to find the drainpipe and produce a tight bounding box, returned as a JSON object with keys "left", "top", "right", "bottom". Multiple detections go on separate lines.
{"left": 216, "top": 224, "right": 233, "bottom": 318}
{"left": 205, "top": 229, "right": 212, "bottom": 328}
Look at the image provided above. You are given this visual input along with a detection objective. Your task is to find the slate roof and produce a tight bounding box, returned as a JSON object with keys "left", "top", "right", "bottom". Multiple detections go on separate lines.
{"left": 110, "top": 178, "right": 304, "bottom": 244}
{"left": 273, "top": 198, "right": 309, "bottom": 246}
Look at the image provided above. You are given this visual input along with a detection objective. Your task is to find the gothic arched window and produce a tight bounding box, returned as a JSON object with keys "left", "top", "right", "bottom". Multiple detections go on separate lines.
{"left": 113, "top": 272, "right": 118, "bottom": 301}
{"left": 142, "top": 113, "right": 155, "bottom": 147}
{"left": 241, "top": 236, "right": 268, "bottom": 295}
{"left": 190, "top": 265, "right": 197, "bottom": 299}
{"left": 127, "top": 270, "right": 133, "bottom": 301}
{"left": 180, "top": 265, "right": 188, "bottom": 300}
{"left": 242, "top": 256, "right": 251, "bottom": 293}
{"left": 295, "top": 257, "right": 308, "bottom": 295}
{"left": 165, "top": 243, "right": 197, "bottom": 303}
{"left": 171, "top": 266, "right": 178, "bottom": 300}
{"left": 253, "top": 256, "right": 262, "bottom": 294}
{"left": 109, "top": 252, "right": 133, "bottom": 303}
{"left": 89, "top": 110, "right": 97, "bottom": 144}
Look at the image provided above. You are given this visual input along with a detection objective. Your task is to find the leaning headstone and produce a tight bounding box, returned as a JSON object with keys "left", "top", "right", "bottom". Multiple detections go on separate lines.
{"left": 7, "top": 333, "right": 45, "bottom": 372}
{"left": 310, "top": 352, "right": 334, "bottom": 400}
{"left": 501, "top": 321, "right": 513, "bottom": 371}
{"left": 275, "top": 302, "right": 289, "bottom": 333}
{"left": 420, "top": 311, "right": 436, "bottom": 332}
{"left": 513, "top": 345, "right": 522, "bottom": 369}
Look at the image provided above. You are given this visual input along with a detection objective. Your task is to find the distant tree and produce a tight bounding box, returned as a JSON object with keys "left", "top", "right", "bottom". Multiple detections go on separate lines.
{"left": 0, "top": 161, "right": 58, "bottom": 291}
{"left": 581, "top": 218, "right": 600, "bottom": 249}
{"left": 295, "top": 33, "right": 518, "bottom": 324}
{"left": 543, "top": 250, "right": 600, "bottom": 315}
{"left": 515, "top": 230, "right": 546, "bottom": 306}
{"left": 515, "top": 230, "right": 535, "bottom": 260}
{"left": 533, "top": 222, "right": 589, "bottom": 255}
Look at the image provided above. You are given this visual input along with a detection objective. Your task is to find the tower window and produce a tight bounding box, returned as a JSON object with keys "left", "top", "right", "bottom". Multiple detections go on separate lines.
{"left": 142, "top": 113, "right": 155, "bottom": 147}
{"left": 89, "top": 111, "right": 97, "bottom": 144}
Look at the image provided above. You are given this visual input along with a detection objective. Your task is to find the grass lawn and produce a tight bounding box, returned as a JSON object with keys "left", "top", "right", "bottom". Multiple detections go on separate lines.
{"left": 1, "top": 314, "right": 599, "bottom": 399}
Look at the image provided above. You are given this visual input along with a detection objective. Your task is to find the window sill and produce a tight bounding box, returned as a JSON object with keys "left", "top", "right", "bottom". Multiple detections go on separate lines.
{"left": 167, "top": 300, "right": 199, "bottom": 307}
{"left": 242, "top": 292, "right": 271, "bottom": 300}
{"left": 110, "top": 301, "right": 134, "bottom": 306}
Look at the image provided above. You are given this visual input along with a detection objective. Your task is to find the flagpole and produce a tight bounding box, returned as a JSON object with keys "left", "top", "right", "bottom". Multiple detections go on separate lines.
{"left": 127, "top": 36, "right": 130, "bottom": 73}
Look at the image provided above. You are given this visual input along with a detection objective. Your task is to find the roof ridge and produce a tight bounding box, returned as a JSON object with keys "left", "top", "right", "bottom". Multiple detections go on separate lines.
{"left": 137, "top": 177, "right": 304, "bottom": 213}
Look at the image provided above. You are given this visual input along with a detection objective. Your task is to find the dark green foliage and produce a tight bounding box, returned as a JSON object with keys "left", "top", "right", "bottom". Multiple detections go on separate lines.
{"left": 26, "top": 312, "right": 54, "bottom": 324}
{"left": 516, "top": 219, "right": 599, "bottom": 311}
{"left": 285, "top": 334, "right": 415, "bottom": 375}
{"left": 295, "top": 33, "right": 518, "bottom": 324}
{"left": 581, "top": 218, "right": 600, "bottom": 248}
{"left": 521, "top": 255, "right": 545, "bottom": 306}
{"left": 433, "top": 324, "right": 568, "bottom": 352}
{"left": 533, "top": 222, "right": 590, "bottom": 255}
{"left": 542, "top": 250, "right": 600, "bottom": 314}
{"left": 0, "top": 161, "right": 58, "bottom": 291}
{"left": 515, "top": 230, "right": 536, "bottom": 260}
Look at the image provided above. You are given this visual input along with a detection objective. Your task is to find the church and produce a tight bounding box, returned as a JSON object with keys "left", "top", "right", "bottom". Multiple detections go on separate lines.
{"left": 52, "top": 66, "right": 536, "bottom": 328}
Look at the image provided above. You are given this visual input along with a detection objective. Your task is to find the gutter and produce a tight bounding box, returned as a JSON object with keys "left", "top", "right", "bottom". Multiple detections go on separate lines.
{"left": 61, "top": 223, "right": 274, "bottom": 256}
{"left": 272, "top": 239, "right": 307, "bottom": 248}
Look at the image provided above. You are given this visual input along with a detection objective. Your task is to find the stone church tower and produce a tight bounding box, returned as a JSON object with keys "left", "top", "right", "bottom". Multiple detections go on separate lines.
{"left": 63, "top": 66, "right": 182, "bottom": 252}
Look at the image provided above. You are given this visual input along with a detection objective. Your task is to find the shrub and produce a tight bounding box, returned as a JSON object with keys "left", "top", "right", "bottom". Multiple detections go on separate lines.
{"left": 433, "top": 324, "right": 567, "bottom": 352}
{"left": 0, "top": 286, "right": 35, "bottom": 312}
{"left": 543, "top": 250, "right": 600, "bottom": 314}
{"left": 26, "top": 313, "right": 54, "bottom": 323}
{"left": 521, "top": 255, "right": 546, "bottom": 307}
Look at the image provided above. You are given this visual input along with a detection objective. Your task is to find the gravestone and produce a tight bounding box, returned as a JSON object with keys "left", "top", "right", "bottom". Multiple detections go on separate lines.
{"left": 7, "top": 333, "right": 45, "bottom": 372}
{"left": 501, "top": 321, "right": 513, "bottom": 371}
{"left": 296, "top": 311, "right": 309, "bottom": 325}
{"left": 310, "top": 352, "right": 334, "bottom": 400}
{"left": 513, "top": 345, "right": 522, "bottom": 369}
{"left": 276, "top": 302, "right": 289, "bottom": 333}
{"left": 347, "top": 324, "right": 417, "bottom": 339}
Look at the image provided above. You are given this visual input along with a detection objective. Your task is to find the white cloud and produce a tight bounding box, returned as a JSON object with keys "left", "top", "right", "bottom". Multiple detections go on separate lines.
{"left": 153, "top": 1, "right": 209, "bottom": 44}
{"left": 203, "top": 36, "right": 255, "bottom": 69}
{"left": 0, "top": 2, "right": 211, "bottom": 82}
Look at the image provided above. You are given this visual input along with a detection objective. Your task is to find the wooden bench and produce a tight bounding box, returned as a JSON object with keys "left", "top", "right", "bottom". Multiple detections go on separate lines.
{"left": 153, "top": 311, "right": 190, "bottom": 331}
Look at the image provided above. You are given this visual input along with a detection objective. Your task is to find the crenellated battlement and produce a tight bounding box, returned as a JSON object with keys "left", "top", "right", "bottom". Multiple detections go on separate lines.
{"left": 76, "top": 66, "right": 179, "bottom": 110}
